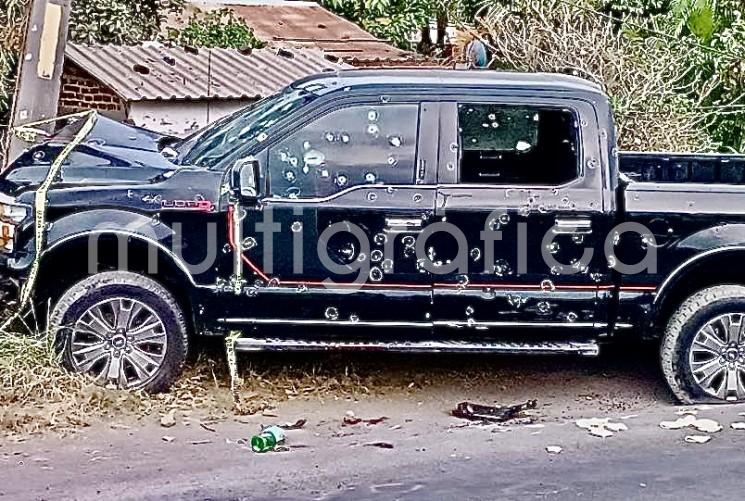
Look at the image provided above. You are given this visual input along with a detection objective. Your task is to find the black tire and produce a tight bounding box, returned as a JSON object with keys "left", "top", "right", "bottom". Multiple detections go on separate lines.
{"left": 661, "top": 285, "right": 745, "bottom": 404}
{"left": 50, "top": 271, "right": 188, "bottom": 393}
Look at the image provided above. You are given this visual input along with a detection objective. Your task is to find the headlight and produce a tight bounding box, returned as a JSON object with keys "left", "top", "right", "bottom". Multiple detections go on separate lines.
{"left": 1, "top": 203, "right": 28, "bottom": 223}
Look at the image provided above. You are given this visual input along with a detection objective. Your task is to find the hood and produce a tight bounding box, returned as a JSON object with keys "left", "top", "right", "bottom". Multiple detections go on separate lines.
{"left": 0, "top": 114, "right": 181, "bottom": 194}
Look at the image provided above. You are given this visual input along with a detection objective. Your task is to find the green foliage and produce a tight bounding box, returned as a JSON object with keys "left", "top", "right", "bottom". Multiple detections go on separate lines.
{"left": 320, "top": 0, "right": 431, "bottom": 49}
{"left": 69, "top": 0, "right": 184, "bottom": 45}
{"left": 166, "top": 8, "right": 263, "bottom": 49}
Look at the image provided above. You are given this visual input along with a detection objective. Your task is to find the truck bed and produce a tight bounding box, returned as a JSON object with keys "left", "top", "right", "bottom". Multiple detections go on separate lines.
{"left": 620, "top": 152, "right": 745, "bottom": 185}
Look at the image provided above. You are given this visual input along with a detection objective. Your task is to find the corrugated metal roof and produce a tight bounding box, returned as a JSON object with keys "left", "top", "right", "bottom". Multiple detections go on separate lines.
{"left": 65, "top": 42, "right": 351, "bottom": 101}
{"left": 189, "top": 1, "right": 413, "bottom": 63}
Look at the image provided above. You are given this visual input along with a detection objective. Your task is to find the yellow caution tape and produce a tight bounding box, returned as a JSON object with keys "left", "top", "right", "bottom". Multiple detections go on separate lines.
{"left": 1, "top": 110, "right": 98, "bottom": 333}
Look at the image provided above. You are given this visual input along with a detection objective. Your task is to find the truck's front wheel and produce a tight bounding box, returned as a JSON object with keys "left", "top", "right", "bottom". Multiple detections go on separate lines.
{"left": 50, "top": 271, "right": 188, "bottom": 392}
{"left": 662, "top": 285, "right": 745, "bottom": 403}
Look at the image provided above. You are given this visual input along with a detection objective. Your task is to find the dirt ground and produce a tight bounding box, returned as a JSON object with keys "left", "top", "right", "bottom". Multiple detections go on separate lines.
{"left": 8, "top": 339, "right": 745, "bottom": 500}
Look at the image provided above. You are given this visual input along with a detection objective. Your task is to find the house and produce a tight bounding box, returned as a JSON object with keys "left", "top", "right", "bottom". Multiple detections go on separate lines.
{"left": 58, "top": 43, "right": 349, "bottom": 136}
{"left": 181, "top": 1, "right": 428, "bottom": 66}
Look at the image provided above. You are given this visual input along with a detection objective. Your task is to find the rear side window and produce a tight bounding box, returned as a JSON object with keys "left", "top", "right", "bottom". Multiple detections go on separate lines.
{"left": 458, "top": 104, "right": 579, "bottom": 185}
{"left": 268, "top": 103, "right": 419, "bottom": 199}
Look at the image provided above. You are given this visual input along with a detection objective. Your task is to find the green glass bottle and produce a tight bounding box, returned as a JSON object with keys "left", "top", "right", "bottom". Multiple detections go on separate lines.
{"left": 251, "top": 426, "right": 285, "bottom": 453}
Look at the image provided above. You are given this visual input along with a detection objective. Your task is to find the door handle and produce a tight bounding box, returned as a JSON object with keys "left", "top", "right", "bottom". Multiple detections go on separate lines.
{"left": 384, "top": 217, "right": 423, "bottom": 233}
{"left": 553, "top": 218, "right": 593, "bottom": 235}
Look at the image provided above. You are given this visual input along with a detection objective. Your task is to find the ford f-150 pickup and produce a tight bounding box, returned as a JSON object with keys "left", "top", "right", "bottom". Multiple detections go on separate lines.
{"left": 2, "top": 69, "right": 745, "bottom": 404}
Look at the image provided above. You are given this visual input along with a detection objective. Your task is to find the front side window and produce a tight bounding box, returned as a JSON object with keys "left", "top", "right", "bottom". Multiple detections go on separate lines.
{"left": 267, "top": 104, "right": 419, "bottom": 199}
{"left": 458, "top": 104, "right": 579, "bottom": 185}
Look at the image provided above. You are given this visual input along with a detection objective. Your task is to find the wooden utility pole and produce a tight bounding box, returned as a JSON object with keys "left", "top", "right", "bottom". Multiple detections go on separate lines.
{"left": 5, "top": 0, "right": 72, "bottom": 167}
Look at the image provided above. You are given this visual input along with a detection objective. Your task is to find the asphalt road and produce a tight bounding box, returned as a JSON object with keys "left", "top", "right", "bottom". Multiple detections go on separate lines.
{"left": 3, "top": 346, "right": 745, "bottom": 500}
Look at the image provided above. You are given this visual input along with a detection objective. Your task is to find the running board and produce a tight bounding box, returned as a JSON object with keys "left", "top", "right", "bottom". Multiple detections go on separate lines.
{"left": 233, "top": 338, "right": 600, "bottom": 356}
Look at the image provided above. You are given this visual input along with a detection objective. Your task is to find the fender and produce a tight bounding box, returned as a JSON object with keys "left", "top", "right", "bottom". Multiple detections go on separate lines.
{"left": 654, "top": 223, "right": 745, "bottom": 306}
{"left": 24, "top": 209, "right": 211, "bottom": 289}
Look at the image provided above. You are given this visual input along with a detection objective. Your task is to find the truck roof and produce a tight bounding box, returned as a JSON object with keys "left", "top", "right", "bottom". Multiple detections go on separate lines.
{"left": 295, "top": 69, "right": 605, "bottom": 96}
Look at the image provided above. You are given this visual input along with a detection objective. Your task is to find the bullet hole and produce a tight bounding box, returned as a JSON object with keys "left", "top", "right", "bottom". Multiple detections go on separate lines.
{"left": 402, "top": 235, "right": 416, "bottom": 247}
{"left": 368, "top": 110, "right": 379, "bottom": 122}
{"left": 285, "top": 187, "right": 301, "bottom": 198}
{"left": 457, "top": 274, "right": 470, "bottom": 288}
{"left": 537, "top": 301, "right": 552, "bottom": 315}
{"left": 572, "top": 234, "right": 584, "bottom": 244}
{"left": 547, "top": 241, "right": 560, "bottom": 254}
{"left": 296, "top": 284, "right": 308, "bottom": 293}
{"left": 335, "top": 174, "right": 348, "bottom": 188}
{"left": 283, "top": 169, "right": 297, "bottom": 183}
{"left": 488, "top": 113, "right": 496, "bottom": 120}
{"left": 550, "top": 265, "right": 562, "bottom": 275}
{"left": 493, "top": 260, "right": 511, "bottom": 276}
{"left": 257, "top": 132, "right": 268, "bottom": 142}
{"left": 590, "top": 273, "right": 603, "bottom": 282}
{"left": 412, "top": 193, "right": 423, "bottom": 203}
{"left": 242, "top": 237, "right": 257, "bottom": 250}
{"left": 381, "top": 259, "right": 393, "bottom": 273}
{"left": 465, "top": 306, "right": 475, "bottom": 316}
{"left": 447, "top": 163, "right": 455, "bottom": 171}
{"left": 291, "top": 221, "right": 303, "bottom": 233}
{"left": 540, "top": 279, "right": 555, "bottom": 292}
{"left": 325, "top": 306, "right": 339, "bottom": 320}
{"left": 304, "top": 150, "right": 325, "bottom": 167}
{"left": 374, "top": 233, "right": 387, "bottom": 246}
{"left": 150, "top": 214, "right": 161, "bottom": 226}
{"left": 303, "top": 141, "right": 312, "bottom": 150}
{"left": 607, "top": 255, "right": 617, "bottom": 268}
{"left": 367, "top": 124, "right": 380, "bottom": 137}
{"left": 340, "top": 133, "right": 350, "bottom": 143}
{"left": 387, "top": 156, "right": 398, "bottom": 166}
{"left": 369, "top": 267, "right": 384, "bottom": 282}
{"left": 587, "top": 158, "right": 599, "bottom": 169}
{"left": 371, "top": 249, "right": 383, "bottom": 262}
{"left": 365, "top": 172, "right": 377, "bottom": 183}
{"left": 508, "top": 294, "right": 526, "bottom": 309}
{"left": 267, "top": 277, "right": 280, "bottom": 288}
{"left": 357, "top": 253, "right": 367, "bottom": 262}
{"left": 133, "top": 63, "right": 150, "bottom": 75}
{"left": 277, "top": 48, "right": 294, "bottom": 59}
{"left": 470, "top": 248, "right": 482, "bottom": 262}
{"left": 222, "top": 243, "right": 231, "bottom": 254}
{"left": 518, "top": 206, "right": 531, "bottom": 217}
{"left": 561, "top": 196, "right": 571, "bottom": 207}
{"left": 380, "top": 95, "right": 390, "bottom": 103}
{"left": 349, "top": 314, "right": 359, "bottom": 323}
{"left": 367, "top": 192, "right": 378, "bottom": 202}
{"left": 319, "top": 169, "right": 330, "bottom": 178}
{"left": 491, "top": 122, "right": 499, "bottom": 128}
{"left": 325, "top": 132, "right": 336, "bottom": 142}
{"left": 388, "top": 135, "right": 402, "bottom": 147}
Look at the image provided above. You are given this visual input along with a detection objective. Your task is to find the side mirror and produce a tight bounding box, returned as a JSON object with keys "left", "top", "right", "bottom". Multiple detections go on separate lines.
{"left": 230, "top": 157, "right": 261, "bottom": 199}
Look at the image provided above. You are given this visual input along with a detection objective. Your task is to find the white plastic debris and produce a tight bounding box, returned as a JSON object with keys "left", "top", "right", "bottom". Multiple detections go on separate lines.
{"left": 545, "top": 445, "right": 563, "bottom": 454}
{"left": 575, "top": 417, "right": 628, "bottom": 438}
{"left": 588, "top": 426, "right": 615, "bottom": 438}
{"left": 730, "top": 422, "right": 745, "bottom": 430}
{"left": 684, "top": 435, "right": 712, "bottom": 444}
{"left": 692, "top": 418, "right": 723, "bottom": 433}
{"left": 605, "top": 422, "right": 629, "bottom": 433}
{"left": 659, "top": 415, "right": 698, "bottom": 430}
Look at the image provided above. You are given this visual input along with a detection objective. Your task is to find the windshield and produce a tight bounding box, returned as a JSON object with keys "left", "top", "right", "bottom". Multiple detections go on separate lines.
{"left": 177, "top": 86, "right": 318, "bottom": 168}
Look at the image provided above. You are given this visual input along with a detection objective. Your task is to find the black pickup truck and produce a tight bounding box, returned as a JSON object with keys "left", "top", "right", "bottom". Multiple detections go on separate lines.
{"left": 2, "top": 69, "right": 745, "bottom": 404}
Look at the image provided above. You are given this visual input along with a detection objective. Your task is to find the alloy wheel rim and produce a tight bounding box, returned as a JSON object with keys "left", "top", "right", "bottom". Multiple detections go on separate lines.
{"left": 689, "top": 312, "right": 745, "bottom": 401}
{"left": 69, "top": 297, "right": 167, "bottom": 389}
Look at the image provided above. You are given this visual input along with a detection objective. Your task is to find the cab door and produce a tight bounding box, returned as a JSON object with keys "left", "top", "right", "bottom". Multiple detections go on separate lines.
{"left": 221, "top": 99, "right": 439, "bottom": 330}
{"left": 430, "top": 98, "right": 613, "bottom": 332}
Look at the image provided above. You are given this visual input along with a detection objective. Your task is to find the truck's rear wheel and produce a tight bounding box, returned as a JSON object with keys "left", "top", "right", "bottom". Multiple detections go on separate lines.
{"left": 50, "top": 271, "right": 188, "bottom": 392}
{"left": 662, "top": 285, "right": 745, "bottom": 403}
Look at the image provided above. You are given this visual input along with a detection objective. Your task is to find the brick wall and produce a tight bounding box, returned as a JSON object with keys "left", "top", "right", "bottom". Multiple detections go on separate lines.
{"left": 58, "top": 61, "right": 126, "bottom": 117}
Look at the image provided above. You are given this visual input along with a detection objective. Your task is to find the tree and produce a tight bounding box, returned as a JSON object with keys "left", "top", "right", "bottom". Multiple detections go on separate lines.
{"left": 68, "top": 0, "right": 184, "bottom": 45}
